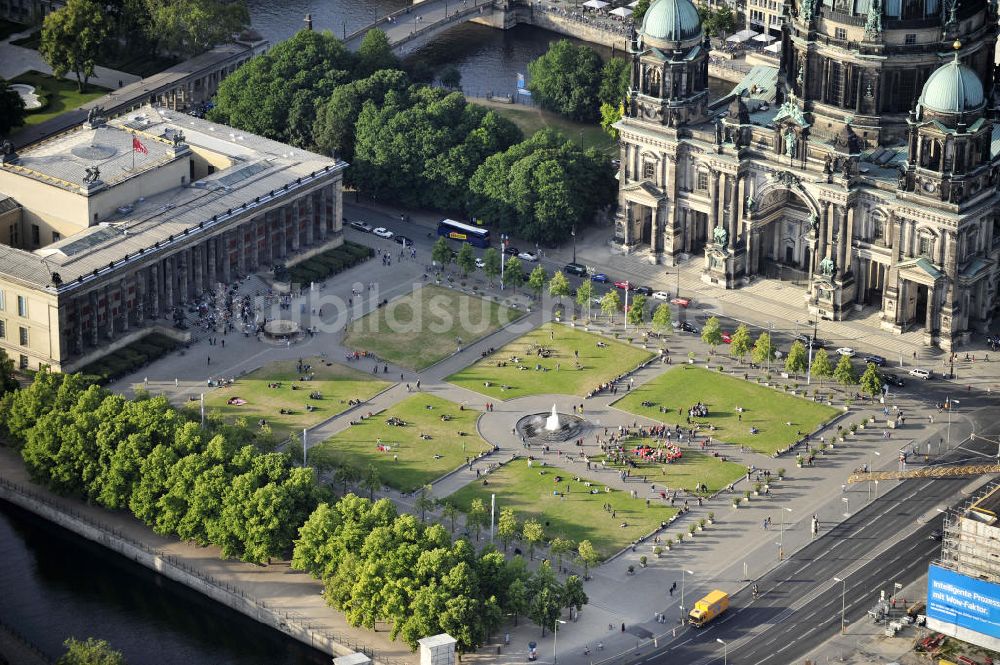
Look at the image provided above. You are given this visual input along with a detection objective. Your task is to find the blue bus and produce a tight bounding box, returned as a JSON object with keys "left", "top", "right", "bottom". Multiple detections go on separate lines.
{"left": 437, "top": 218, "right": 490, "bottom": 248}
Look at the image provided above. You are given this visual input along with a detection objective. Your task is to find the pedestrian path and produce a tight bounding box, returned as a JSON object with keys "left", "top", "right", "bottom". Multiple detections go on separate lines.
{"left": 0, "top": 28, "right": 141, "bottom": 88}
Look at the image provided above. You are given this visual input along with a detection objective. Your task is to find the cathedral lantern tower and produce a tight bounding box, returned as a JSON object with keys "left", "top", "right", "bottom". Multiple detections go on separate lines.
{"left": 625, "top": 0, "right": 710, "bottom": 128}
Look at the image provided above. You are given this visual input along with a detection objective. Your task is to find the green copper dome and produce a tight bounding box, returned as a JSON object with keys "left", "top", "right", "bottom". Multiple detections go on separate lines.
{"left": 918, "top": 55, "right": 985, "bottom": 114}
{"left": 641, "top": 0, "right": 703, "bottom": 43}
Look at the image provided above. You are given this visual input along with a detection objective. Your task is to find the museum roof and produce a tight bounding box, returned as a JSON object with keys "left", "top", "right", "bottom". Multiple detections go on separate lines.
{"left": 0, "top": 106, "right": 345, "bottom": 292}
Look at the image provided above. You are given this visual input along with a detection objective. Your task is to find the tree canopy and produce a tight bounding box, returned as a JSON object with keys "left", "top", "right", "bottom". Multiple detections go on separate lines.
{"left": 143, "top": 0, "right": 249, "bottom": 58}
{"left": 0, "top": 78, "right": 26, "bottom": 136}
{"left": 57, "top": 637, "right": 126, "bottom": 665}
{"left": 468, "top": 129, "right": 615, "bottom": 244}
{"left": 527, "top": 40, "right": 628, "bottom": 122}
{"left": 39, "top": 0, "right": 110, "bottom": 92}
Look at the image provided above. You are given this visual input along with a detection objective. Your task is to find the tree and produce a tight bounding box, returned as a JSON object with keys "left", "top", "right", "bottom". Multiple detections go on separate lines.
{"left": 549, "top": 270, "right": 571, "bottom": 303}
{"left": 415, "top": 484, "right": 436, "bottom": 522}
{"left": 834, "top": 354, "right": 858, "bottom": 386}
{"left": 504, "top": 256, "right": 524, "bottom": 291}
{"left": 39, "top": 0, "right": 110, "bottom": 92}
{"left": 142, "top": 0, "right": 249, "bottom": 58}
{"left": 0, "top": 78, "right": 27, "bottom": 137}
{"left": 334, "top": 464, "right": 362, "bottom": 495}
{"left": 356, "top": 29, "right": 398, "bottom": 77}
{"left": 751, "top": 332, "right": 776, "bottom": 368}
{"left": 507, "top": 576, "right": 529, "bottom": 626}
{"left": 549, "top": 536, "right": 575, "bottom": 572}
{"left": 730, "top": 323, "right": 752, "bottom": 363}
{"left": 441, "top": 500, "right": 460, "bottom": 533}
{"left": 497, "top": 507, "right": 518, "bottom": 551}
{"left": 598, "top": 58, "right": 629, "bottom": 108}
{"left": 364, "top": 463, "right": 380, "bottom": 500}
{"left": 561, "top": 575, "right": 588, "bottom": 613}
{"left": 439, "top": 65, "right": 462, "bottom": 89}
{"left": 599, "top": 102, "right": 623, "bottom": 139}
{"left": 521, "top": 518, "right": 544, "bottom": 560}
{"left": 577, "top": 539, "right": 598, "bottom": 579}
{"left": 527, "top": 40, "right": 603, "bottom": 121}
{"left": 698, "top": 4, "right": 738, "bottom": 37}
{"left": 575, "top": 280, "right": 593, "bottom": 321}
{"left": 785, "top": 340, "right": 808, "bottom": 378}
{"left": 527, "top": 264, "right": 548, "bottom": 299}
{"left": 432, "top": 237, "right": 453, "bottom": 270}
{"left": 652, "top": 303, "right": 672, "bottom": 335}
{"left": 209, "top": 30, "right": 355, "bottom": 147}
{"left": 312, "top": 69, "right": 409, "bottom": 161}
{"left": 627, "top": 294, "right": 647, "bottom": 327}
{"left": 860, "top": 362, "right": 883, "bottom": 399}
{"left": 292, "top": 502, "right": 340, "bottom": 578}
{"left": 600, "top": 290, "right": 621, "bottom": 322}
{"left": 0, "top": 352, "right": 18, "bottom": 396}
{"left": 468, "top": 130, "right": 616, "bottom": 245}
{"left": 527, "top": 561, "right": 563, "bottom": 635}
{"left": 482, "top": 247, "right": 501, "bottom": 284}
{"left": 632, "top": 0, "right": 651, "bottom": 22}
{"left": 456, "top": 243, "right": 476, "bottom": 277}
{"left": 701, "top": 316, "right": 723, "bottom": 352}
{"left": 467, "top": 497, "right": 487, "bottom": 541}
{"left": 57, "top": 637, "right": 126, "bottom": 665}
{"left": 812, "top": 348, "right": 833, "bottom": 385}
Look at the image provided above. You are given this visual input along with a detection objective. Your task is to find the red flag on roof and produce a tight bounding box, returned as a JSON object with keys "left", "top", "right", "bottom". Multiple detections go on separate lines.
{"left": 132, "top": 136, "right": 148, "bottom": 155}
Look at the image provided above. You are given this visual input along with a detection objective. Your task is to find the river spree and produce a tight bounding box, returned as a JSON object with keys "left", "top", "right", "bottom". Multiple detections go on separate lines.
{"left": 0, "top": 502, "right": 329, "bottom": 665}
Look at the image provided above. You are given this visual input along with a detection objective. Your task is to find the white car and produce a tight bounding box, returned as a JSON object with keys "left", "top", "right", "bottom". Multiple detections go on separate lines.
{"left": 652, "top": 291, "right": 670, "bottom": 301}
{"left": 517, "top": 251, "right": 538, "bottom": 262}
{"left": 475, "top": 258, "right": 486, "bottom": 269}
{"left": 909, "top": 368, "right": 932, "bottom": 380}
{"left": 372, "top": 227, "right": 394, "bottom": 239}
{"left": 836, "top": 347, "right": 856, "bottom": 357}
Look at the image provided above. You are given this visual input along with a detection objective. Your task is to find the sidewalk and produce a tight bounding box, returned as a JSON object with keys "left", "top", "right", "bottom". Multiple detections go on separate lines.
{"left": 0, "top": 27, "right": 140, "bottom": 88}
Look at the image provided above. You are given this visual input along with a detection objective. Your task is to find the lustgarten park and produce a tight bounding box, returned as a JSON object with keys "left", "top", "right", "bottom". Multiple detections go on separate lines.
{"left": 2, "top": 0, "right": 999, "bottom": 662}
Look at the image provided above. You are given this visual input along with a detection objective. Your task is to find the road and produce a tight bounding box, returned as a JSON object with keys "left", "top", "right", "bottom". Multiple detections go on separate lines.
{"left": 632, "top": 401, "right": 998, "bottom": 665}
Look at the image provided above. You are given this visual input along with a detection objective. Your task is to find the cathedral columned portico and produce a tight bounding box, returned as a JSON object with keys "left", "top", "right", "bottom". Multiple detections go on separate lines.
{"left": 615, "top": 0, "right": 1000, "bottom": 351}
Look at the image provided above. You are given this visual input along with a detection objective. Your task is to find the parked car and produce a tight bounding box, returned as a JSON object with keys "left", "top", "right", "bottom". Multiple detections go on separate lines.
{"left": 564, "top": 263, "right": 588, "bottom": 277}
{"left": 652, "top": 291, "right": 670, "bottom": 301}
{"left": 721, "top": 332, "right": 732, "bottom": 344}
{"left": 517, "top": 251, "right": 538, "bottom": 262}
{"left": 836, "top": 347, "right": 856, "bottom": 357}
{"left": 863, "top": 354, "right": 887, "bottom": 367}
{"left": 880, "top": 372, "right": 905, "bottom": 387}
{"left": 635, "top": 286, "right": 653, "bottom": 296}
{"left": 930, "top": 529, "right": 943, "bottom": 541}
{"left": 591, "top": 273, "right": 610, "bottom": 283}
{"left": 475, "top": 258, "right": 486, "bottom": 269}
{"left": 614, "top": 280, "right": 634, "bottom": 291}
{"left": 670, "top": 297, "right": 691, "bottom": 308}
{"left": 673, "top": 321, "right": 699, "bottom": 334}
{"left": 349, "top": 220, "right": 373, "bottom": 233}
{"left": 909, "top": 368, "right": 932, "bottom": 379}
{"left": 503, "top": 245, "right": 520, "bottom": 256}
{"left": 394, "top": 235, "right": 413, "bottom": 246}
{"left": 373, "top": 227, "right": 394, "bottom": 239}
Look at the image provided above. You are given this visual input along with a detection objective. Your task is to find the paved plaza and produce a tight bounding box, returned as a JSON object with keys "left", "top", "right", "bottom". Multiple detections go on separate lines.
{"left": 14, "top": 199, "right": 997, "bottom": 665}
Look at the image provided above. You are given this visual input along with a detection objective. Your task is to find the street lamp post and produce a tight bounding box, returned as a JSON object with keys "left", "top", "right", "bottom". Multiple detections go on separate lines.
{"left": 867, "top": 450, "right": 880, "bottom": 501}
{"left": 572, "top": 225, "right": 577, "bottom": 264}
{"left": 842, "top": 496, "right": 850, "bottom": 517}
{"left": 716, "top": 638, "right": 727, "bottom": 665}
{"left": 553, "top": 619, "right": 567, "bottom": 664}
{"left": 679, "top": 569, "right": 694, "bottom": 623}
{"left": 833, "top": 577, "right": 847, "bottom": 633}
{"left": 778, "top": 507, "right": 792, "bottom": 560}
{"left": 500, "top": 234, "right": 507, "bottom": 289}
{"left": 946, "top": 398, "right": 960, "bottom": 449}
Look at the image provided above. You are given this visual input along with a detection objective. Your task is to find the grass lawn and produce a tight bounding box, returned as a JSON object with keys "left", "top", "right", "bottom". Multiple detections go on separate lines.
{"left": 448, "top": 323, "right": 654, "bottom": 399}
{"left": 190, "top": 357, "right": 389, "bottom": 442}
{"left": 449, "top": 458, "right": 678, "bottom": 559}
{"left": 591, "top": 438, "right": 746, "bottom": 493}
{"left": 11, "top": 71, "right": 108, "bottom": 131}
{"left": 471, "top": 98, "right": 616, "bottom": 155}
{"left": 343, "top": 284, "right": 523, "bottom": 371}
{"left": 614, "top": 367, "right": 839, "bottom": 454}
{"left": 310, "top": 394, "right": 492, "bottom": 492}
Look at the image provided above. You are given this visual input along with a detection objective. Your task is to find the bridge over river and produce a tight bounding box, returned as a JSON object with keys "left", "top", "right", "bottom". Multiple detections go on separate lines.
{"left": 343, "top": 0, "right": 507, "bottom": 56}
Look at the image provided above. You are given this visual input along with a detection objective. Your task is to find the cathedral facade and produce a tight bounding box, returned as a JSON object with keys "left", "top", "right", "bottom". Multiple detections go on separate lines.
{"left": 615, "top": 0, "right": 1000, "bottom": 351}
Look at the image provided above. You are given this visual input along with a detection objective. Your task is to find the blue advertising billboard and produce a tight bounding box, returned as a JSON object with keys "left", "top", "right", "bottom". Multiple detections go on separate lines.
{"left": 927, "top": 565, "right": 1000, "bottom": 640}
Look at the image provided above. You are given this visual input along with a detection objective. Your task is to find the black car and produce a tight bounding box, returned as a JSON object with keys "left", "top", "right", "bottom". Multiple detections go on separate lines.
{"left": 394, "top": 235, "right": 413, "bottom": 246}
{"left": 504, "top": 245, "right": 520, "bottom": 256}
{"left": 794, "top": 334, "right": 826, "bottom": 349}
{"left": 676, "top": 321, "right": 699, "bottom": 334}
{"left": 863, "top": 354, "right": 887, "bottom": 367}
{"left": 564, "top": 262, "right": 588, "bottom": 277}
{"left": 635, "top": 286, "right": 653, "bottom": 296}
{"left": 880, "top": 372, "right": 905, "bottom": 387}
{"left": 930, "top": 529, "right": 943, "bottom": 541}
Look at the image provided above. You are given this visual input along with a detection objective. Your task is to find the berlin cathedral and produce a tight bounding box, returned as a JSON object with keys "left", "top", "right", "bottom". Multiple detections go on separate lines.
{"left": 615, "top": 0, "right": 999, "bottom": 350}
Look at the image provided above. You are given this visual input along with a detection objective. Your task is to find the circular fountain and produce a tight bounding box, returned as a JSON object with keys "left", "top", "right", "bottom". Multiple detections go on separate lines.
{"left": 516, "top": 404, "right": 589, "bottom": 443}
{"left": 10, "top": 84, "right": 42, "bottom": 110}
{"left": 262, "top": 319, "right": 301, "bottom": 343}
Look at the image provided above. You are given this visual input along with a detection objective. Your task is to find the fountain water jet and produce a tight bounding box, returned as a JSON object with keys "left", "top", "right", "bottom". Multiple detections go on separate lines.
{"left": 544, "top": 404, "right": 561, "bottom": 432}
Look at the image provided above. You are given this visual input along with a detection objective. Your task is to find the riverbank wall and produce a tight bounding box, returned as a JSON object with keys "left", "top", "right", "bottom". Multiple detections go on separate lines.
{"left": 0, "top": 466, "right": 410, "bottom": 665}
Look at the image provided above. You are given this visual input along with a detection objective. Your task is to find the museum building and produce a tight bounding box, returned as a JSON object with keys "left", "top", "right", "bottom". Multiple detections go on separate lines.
{"left": 0, "top": 106, "right": 346, "bottom": 371}
{"left": 615, "top": 0, "right": 1000, "bottom": 350}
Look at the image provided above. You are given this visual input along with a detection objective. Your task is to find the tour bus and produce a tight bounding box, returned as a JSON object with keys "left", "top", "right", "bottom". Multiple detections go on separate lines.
{"left": 437, "top": 218, "right": 491, "bottom": 248}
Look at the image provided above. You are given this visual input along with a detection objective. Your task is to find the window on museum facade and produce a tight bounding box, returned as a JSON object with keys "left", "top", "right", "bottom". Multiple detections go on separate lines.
{"left": 17, "top": 295, "right": 27, "bottom": 317}
{"left": 0, "top": 320, "right": 5, "bottom": 339}
{"left": 19, "top": 326, "right": 28, "bottom": 347}
{"left": 834, "top": 27, "right": 847, "bottom": 41}
{"left": 31, "top": 224, "right": 39, "bottom": 247}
